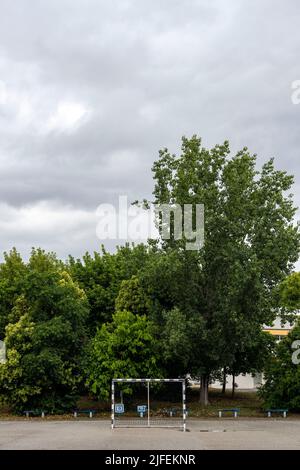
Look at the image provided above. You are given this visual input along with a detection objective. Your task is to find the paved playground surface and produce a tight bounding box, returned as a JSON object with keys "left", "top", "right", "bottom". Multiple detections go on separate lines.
{"left": 0, "top": 418, "right": 300, "bottom": 450}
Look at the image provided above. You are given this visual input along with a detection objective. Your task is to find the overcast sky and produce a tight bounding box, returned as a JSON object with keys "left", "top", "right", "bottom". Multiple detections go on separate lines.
{"left": 0, "top": 0, "right": 299, "bottom": 265}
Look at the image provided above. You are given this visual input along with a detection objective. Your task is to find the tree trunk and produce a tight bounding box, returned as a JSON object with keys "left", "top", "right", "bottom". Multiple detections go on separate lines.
{"left": 199, "top": 375, "right": 209, "bottom": 405}
{"left": 222, "top": 368, "right": 227, "bottom": 395}
{"left": 231, "top": 373, "right": 235, "bottom": 398}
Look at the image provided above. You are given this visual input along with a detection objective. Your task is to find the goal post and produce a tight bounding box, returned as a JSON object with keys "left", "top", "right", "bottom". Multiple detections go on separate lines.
{"left": 111, "top": 378, "right": 187, "bottom": 432}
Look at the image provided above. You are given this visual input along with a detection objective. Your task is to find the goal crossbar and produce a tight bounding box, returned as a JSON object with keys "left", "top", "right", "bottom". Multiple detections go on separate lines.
{"left": 111, "top": 378, "right": 187, "bottom": 431}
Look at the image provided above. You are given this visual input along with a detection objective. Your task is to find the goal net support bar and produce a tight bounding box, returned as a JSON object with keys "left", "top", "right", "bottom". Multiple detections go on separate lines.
{"left": 111, "top": 378, "right": 187, "bottom": 432}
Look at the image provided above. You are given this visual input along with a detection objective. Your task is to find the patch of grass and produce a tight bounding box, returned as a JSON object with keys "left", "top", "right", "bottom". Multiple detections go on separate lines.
{"left": 187, "top": 387, "right": 264, "bottom": 418}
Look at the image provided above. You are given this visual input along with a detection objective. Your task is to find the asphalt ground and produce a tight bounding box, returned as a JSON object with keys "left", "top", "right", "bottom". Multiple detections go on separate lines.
{"left": 0, "top": 418, "right": 300, "bottom": 449}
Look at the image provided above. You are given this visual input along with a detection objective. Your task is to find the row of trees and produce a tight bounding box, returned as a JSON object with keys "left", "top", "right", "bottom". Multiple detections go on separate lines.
{"left": 0, "top": 136, "right": 299, "bottom": 412}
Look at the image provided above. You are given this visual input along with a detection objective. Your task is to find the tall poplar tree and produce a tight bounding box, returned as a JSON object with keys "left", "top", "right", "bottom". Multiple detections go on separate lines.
{"left": 150, "top": 136, "right": 299, "bottom": 404}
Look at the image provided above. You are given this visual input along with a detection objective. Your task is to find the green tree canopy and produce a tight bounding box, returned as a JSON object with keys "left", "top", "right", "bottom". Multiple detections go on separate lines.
{"left": 115, "top": 275, "right": 151, "bottom": 316}
{"left": 148, "top": 136, "right": 299, "bottom": 404}
{"left": 279, "top": 272, "right": 300, "bottom": 312}
{"left": 0, "top": 249, "right": 88, "bottom": 413}
{"left": 85, "top": 311, "right": 161, "bottom": 400}
{"left": 259, "top": 322, "right": 300, "bottom": 410}
{"left": 0, "top": 248, "right": 27, "bottom": 338}
{"left": 68, "top": 244, "right": 152, "bottom": 331}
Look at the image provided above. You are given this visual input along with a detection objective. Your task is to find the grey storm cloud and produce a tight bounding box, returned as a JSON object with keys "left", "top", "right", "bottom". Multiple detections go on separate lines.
{"left": 0, "top": 0, "right": 299, "bottom": 262}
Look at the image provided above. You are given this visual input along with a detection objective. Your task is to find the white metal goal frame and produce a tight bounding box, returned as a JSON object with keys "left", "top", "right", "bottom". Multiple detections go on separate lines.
{"left": 111, "top": 378, "right": 187, "bottom": 432}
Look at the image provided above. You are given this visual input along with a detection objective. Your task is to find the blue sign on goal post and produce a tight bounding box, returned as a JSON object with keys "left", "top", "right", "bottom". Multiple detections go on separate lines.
{"left": 137, "top": 405, "right": 147, "bottom": 417}
{"left": 115, "top": 403, "right": 124, "bottom": 414}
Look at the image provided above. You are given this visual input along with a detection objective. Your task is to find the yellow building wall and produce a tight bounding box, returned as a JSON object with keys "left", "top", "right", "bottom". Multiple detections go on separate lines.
{"left": 264, "top": 329, "right": 289, "bottom": 336}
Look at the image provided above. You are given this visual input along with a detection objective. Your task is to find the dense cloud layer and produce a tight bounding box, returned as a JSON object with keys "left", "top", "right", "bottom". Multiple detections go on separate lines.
{"left": 0, "top": 0, "right": 299, "bottom": 264}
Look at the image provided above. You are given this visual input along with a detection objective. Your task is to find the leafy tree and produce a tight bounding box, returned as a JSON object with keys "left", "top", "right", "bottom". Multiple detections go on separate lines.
{"left": 115, "top": 275, "right": 151, "bottom": 316}
{"left": 0, "top": 249, "right": 89, "bottom": 413}
{"left": 149, "top": 136, "right": 299, "bottom": 404}
{"left": 85, "top": 311, "right": 161, "bottom": 400}
{"left": 68, "top": 244, "right": 152, "bottom": 331}
{"left": 226, "top": 329, "right": 275, "bottom": 397}
{"left": 0, "top": 248, "right": 27, "bottom": 338}
{"left": 259, "top": 322, "right": 300, "bottom": 410}
{"left": 279, "top": 272, "right": 300, "bottom": 312}
{"left": 139, "top": 248, "right": 202, "bottom": 325}
{"left": 160, "top": 307, "right": 204, "bottom": 378}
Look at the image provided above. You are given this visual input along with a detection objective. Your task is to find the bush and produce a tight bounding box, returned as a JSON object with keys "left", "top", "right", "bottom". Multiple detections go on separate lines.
{"left": 259, "top": 322, "right": 300, "bottom": 410}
